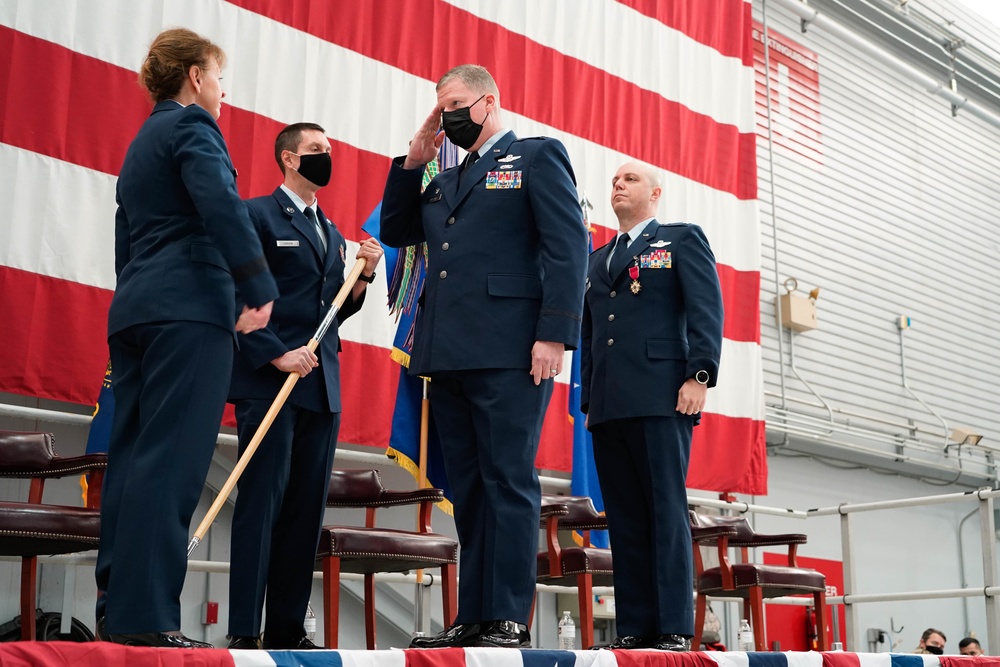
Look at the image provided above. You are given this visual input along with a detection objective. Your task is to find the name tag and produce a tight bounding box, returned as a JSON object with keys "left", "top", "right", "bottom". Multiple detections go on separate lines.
{"left": 485, "top": 170, "right": 522, "bottom": 189}
{"left": 276, "top": 240, "right": 299, "bottom": 247}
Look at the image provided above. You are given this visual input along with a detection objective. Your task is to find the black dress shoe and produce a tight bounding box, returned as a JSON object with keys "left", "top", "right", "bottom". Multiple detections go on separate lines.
{"left": 591, "top": 635, "right": 656, "bottom": 650}
{"left": 654, "top": 634, "right": 691, "bottom": 652}
{"left": 474, "top": 620, "right": 531, "bottom": 648}
{"left": 409, "top": 623, "right": 481, "bottom": 648}
{"left": 262, "top": 635, "right": 326, "bottom": 650}
{"left": 107, "top": 631, "right": 213, "bottom": 648}
{"left": 227, "top": 635, "right": 262, "bottom": 650}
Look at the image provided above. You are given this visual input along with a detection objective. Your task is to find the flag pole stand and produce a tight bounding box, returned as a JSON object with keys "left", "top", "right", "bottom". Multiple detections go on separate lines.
{"left": 187, "top": 259, "right": 367, "bottom": 558}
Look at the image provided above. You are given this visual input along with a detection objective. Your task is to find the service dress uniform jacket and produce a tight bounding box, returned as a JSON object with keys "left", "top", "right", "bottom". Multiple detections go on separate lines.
{"left": 581, "top": 219, "right": 723, "bottom": 639}
{"left": 97, "top": 101, "right": 278, "bottom": 635}
{"left": 227, "top": 187, "right": 363, "bottom": 641}
{"left": 379, "top": 130, "right": 588, "bottom": 624}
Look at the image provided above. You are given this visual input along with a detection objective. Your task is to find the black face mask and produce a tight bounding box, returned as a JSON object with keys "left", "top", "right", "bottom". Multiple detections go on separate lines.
{"left": 293, "top": 152, "right": 332, "bottom": 187}
{"left": 924, "top": 646, "right": 943, "bottom": 655}
{"left": 441, "top": 94, "right": 487, "bottom": 150}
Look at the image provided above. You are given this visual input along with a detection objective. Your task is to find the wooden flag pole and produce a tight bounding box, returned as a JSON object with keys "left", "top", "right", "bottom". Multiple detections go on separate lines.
{"left": 187, "top": 258, "right": 367, "bottom": 558}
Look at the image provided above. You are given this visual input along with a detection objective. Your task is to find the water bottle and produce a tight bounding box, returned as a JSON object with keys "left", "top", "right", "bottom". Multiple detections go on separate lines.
{"left": 738, "top": 619, "right": 754, "bottom": 651}
{"left": 304, "top": 602, "right": 317, "bottom": 642}
{"left": 558, "top": 611, "right": 576, "bottom": 650}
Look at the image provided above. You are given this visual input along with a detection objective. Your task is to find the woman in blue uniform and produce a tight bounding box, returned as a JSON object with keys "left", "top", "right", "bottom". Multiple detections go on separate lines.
{"left": 95, "top": 27, "right": 278, "bottom": 648}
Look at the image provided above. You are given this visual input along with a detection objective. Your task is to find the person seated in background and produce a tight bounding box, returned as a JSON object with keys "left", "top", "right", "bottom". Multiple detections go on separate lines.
{"left": 959, "top": 637, "right": 983, "bottom": 656}
{"left": 913, "top": 628, "right": 946, "bottom": 654}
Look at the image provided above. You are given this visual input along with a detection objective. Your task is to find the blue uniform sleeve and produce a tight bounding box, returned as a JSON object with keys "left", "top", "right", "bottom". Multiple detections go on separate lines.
{"left": 678, "top": 224, "right": 724, "bottom": 386}
{"left": 527, "top": 139, "right": 588, "bottom": 347}
{"left": 380, "top": 157, "right": 429, "bottom": 248}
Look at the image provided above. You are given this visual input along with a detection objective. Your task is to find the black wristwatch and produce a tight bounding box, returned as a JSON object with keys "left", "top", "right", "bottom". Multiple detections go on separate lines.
{"left": 357, "top": 271, "right": 376, "bottom": 284}
{"left": 693, "top": 370, "right": 710, "bottom": 385}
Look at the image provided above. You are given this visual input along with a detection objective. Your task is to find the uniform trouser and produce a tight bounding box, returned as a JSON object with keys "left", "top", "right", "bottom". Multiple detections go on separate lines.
{"left": 429, "top": 369, "right": 553, "bottom": 624}
{"left": 591, "top": 415, "right": 694, "bottom": 637}
{"left": 228, "top": 401, "right": 340, "bottom": 640}
{"left": 96, "top": 321, "right": 232, "bottom": 633}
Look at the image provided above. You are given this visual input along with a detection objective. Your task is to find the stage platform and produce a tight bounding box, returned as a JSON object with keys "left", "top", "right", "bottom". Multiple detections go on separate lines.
{"left": 0, "top": 644, "right": 997, "bottom": 667}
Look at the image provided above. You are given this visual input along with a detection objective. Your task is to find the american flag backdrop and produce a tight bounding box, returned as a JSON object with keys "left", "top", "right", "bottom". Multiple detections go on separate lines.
{"left": 0, "top": 0, "right": 766, "bottom": 494}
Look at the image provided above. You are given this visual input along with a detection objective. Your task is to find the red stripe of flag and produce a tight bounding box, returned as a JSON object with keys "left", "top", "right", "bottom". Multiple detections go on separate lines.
{"left": 616, "top": 0, "right": 755, "bottom": 65}
{"left": 0, "top": 264, "right": 577, "bottom": 470}
{"left": 0, "top": 26, "right": 389, "bottom": 242}
{"left": 690, "top": 411, "right": 767, "bottom": 495}
{"left": 1, "top": 27, "right": 761, "bottom": 343}
{"left": 0, "top": 267, "right": 111, "bottom": 406}
{"left": 228, "top": 0, "right": 758, "bottom": 200}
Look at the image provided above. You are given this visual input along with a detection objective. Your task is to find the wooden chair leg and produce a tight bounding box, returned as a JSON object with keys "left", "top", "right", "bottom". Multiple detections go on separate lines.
{"left": 322, "top": 556, "right": 341, "bottom": 648}
{"left": 814, "top": 591, "right": 829, "bottom": 651}
{"left": 20, "top": 556, "right": 37, "bottom": 641}
{"left": 749, "top": 587, "right": 766, "bottom": 651}
{"left": 692, "top": 593, "right": 707, "bottom": 650}
{"left": 364, "top": 572, "right": 376, "bottom": 649}
{"left": 577, "top": 573, "right": 594, "bottom": 650}
{"left": 441, "top": 562, "right": 457, "bottom": 627}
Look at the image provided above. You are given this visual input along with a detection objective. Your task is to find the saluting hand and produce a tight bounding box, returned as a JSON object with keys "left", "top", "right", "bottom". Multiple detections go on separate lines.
{"left": 272, "top": 346, "right": 318, "bottom": 377}
{"left": 403, "top": 106, "right": 444, "bottom": 169}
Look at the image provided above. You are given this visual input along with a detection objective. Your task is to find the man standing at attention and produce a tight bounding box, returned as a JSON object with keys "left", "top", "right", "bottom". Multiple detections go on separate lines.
{"left": 581, "top": 161, "right": 723, "bottom": 651}
{"left": 380, "top": 64, "right": 588, "bottom": 648}
{"left": 226, "top": 122, "right": 382, "bottom": 650}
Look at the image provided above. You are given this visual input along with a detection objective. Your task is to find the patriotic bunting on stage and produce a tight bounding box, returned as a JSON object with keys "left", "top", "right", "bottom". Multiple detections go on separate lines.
{"left": 0, "top": 642, "right": 994, "bottom": 667}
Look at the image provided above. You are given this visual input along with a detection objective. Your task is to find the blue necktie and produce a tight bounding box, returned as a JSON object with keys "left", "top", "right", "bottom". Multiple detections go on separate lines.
{"left": 608, "top": 233, "right": 631, "bottom": 277}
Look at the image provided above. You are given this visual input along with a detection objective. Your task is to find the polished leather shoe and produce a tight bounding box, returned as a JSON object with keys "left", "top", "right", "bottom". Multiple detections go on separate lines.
{"left": 474, "top": 620, "right": 531, "bottom": 648}
{"left": 107, "top": 631, "right": 213, "bottom": 648}
{"left": 227, "top": 635, "right": 262, "bottom": 650}
{"left": 654, "top": 634, "right": 691, "bottom": 652}
{"left": 262, "top": 635, "right": 325, "bottom": 650}
{"left": 591, "top": 635, "right": 656, "bottom": 650}
{"left": 409, "top": 623, "right": 481, "bottom": 648}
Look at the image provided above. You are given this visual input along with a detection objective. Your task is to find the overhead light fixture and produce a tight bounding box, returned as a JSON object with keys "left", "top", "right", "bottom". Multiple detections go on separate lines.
{"left": 949, "top": 427, "right": 983, "bottom": 448}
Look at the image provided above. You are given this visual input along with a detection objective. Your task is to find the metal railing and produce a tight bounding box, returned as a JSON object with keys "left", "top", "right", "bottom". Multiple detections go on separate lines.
{"left": 689, "top": 488, "right": 1000, "bottom": 652}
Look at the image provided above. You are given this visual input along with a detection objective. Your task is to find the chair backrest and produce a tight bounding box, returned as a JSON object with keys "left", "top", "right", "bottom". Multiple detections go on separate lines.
{"left": 325, "top": 468, "right": 446, "bottom": 532}
{"left": 0, "top": 431, "right": 56, "bottom": 474}
{"left": 689, "top": 511, "right": 757, "bottom": 543}
{"left": 0, "top": 430, "right": 107, "bottom": 507}
{"left": 326, "top": 469, "right": 386, "bottom": 506}
{"left": 542, "top": 494, "right": 607, "bottom": 531}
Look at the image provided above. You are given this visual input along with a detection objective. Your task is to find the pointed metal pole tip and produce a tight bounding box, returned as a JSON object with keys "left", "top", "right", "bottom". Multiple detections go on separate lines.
{"left": 187, "top": 536, "right": 201, "bottom": 558}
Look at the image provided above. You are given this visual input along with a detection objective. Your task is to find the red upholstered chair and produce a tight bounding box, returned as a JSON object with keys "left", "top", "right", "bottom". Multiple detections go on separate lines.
{"left": 536, "top": 494, "right": 613, "bottom": 650}
{"left": 689, "top": 511, "right": 828, "bottom": 652}
{"left": 317, "top": 469, "right": 457, "bottom": 649}
{"left": 0, "top": 430, "right": 106, "bottom": 640}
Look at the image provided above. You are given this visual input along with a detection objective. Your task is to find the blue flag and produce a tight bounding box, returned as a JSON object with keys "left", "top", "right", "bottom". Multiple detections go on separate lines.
{"left": 569, "top": 220, "right": 608, "bottom": 548}
{"left": 80, "top": 361, "right": 114, "bottom": 502}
